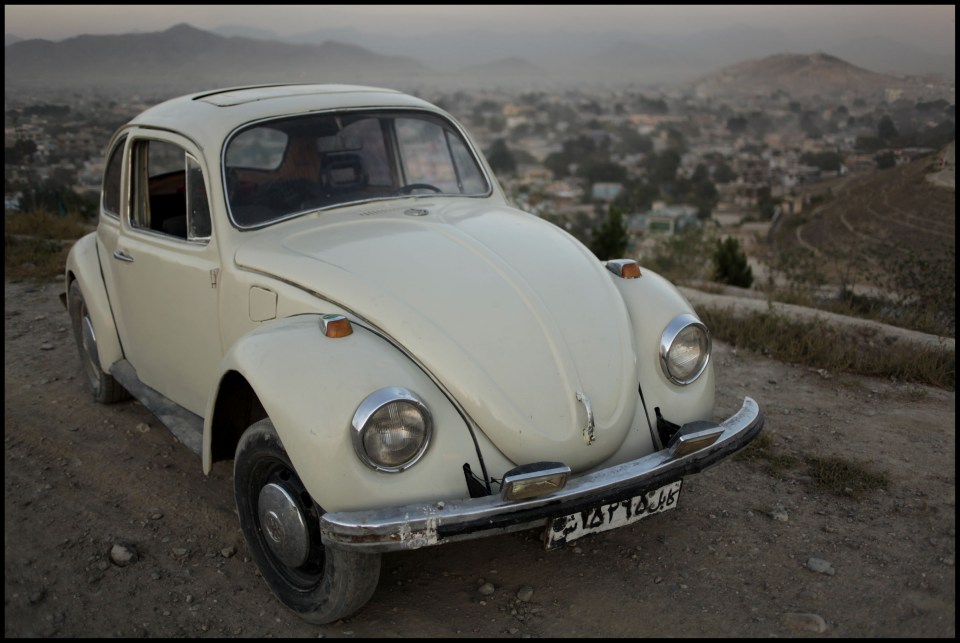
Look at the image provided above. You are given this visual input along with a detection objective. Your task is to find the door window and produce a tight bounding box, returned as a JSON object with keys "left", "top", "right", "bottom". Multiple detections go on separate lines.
{"left": 102, "top": 136, "right": 126, "bottom": 217}
{"left": 130, "top": 139, "right": 211, "bottom": 242}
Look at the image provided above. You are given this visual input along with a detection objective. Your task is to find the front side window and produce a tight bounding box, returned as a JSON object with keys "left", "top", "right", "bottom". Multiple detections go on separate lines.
{"left": 130, "top": 139, "right": 211, "bottom": 242}
{"left": 224, "top": 110, "right": 490, "bottom": 228}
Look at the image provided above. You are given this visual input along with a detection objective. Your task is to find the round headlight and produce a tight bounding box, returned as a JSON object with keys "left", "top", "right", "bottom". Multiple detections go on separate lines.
{"left": 659, "top": 314, "right": 711, "bottom": 385}
{"left": 352, "top": 387, "right": 432, "bottom": 472}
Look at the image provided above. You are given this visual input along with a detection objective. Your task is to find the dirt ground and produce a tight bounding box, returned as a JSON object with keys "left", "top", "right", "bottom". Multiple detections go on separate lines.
{"left": 4, "top": 278, "right": 955, "bottom": 638}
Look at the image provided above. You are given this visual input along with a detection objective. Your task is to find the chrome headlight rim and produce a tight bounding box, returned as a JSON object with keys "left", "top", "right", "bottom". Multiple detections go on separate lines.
{"left": 351, "top": 387, "right": 432, "bottom": 473}
{"left": 659, "top": 313, "right": 711, "bottom": 385}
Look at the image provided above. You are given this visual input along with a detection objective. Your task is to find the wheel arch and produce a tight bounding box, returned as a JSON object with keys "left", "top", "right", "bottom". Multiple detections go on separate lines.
{"left": 65, "top": 232, "right": 124, "bottom": 373}
{"left": 201, "top": 313, "right": 495, "bottom": 512}
{"left": 205, "top": 370, "right": 269, "bottom": 470}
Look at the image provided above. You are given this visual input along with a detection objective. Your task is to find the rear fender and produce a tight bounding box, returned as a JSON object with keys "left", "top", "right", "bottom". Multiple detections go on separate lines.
{"left": 64, "top": 232, "right": 124, "bottom": 372}
{"left": 203, "top": 314, "right": 503, "bottom": 512}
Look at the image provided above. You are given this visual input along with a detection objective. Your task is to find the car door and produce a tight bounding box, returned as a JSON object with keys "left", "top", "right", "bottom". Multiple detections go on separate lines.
{"left": 99, "top": 130, "right": 222, "bottom": 416}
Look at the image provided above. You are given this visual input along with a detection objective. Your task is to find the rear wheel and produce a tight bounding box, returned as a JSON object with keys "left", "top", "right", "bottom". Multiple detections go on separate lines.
{"left": 68, "top": 280, "right": 128, "bottom": 403}
{"left": 234, "top": 418, "right": 381, "bottom": 624}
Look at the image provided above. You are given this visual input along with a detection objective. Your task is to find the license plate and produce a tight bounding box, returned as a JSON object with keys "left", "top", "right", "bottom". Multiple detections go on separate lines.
{"left": 544, "top": 480, "right": 682, "bottom": 550}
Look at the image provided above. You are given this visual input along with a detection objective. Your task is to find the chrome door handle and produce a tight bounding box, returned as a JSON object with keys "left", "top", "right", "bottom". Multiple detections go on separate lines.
{"left": 113, "top": 249, "right": 135, "bottom": 263}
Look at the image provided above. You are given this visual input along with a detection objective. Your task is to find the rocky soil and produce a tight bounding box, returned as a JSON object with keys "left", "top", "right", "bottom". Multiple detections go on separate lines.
{"left": 4, "top": 279, "right": 955, "bottom": 638}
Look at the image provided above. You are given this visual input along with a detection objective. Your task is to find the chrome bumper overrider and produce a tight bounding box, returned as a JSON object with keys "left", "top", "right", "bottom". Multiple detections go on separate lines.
{"left": 320, "top": 397, "right": 763, "bottom": 553}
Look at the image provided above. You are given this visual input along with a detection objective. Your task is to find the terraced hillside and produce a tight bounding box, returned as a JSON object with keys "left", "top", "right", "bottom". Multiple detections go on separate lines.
{"left": 770, "top": 146, "right": 955, "bottom": 336}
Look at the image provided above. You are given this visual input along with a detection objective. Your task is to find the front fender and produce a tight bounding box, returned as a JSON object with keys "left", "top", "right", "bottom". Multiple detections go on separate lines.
{"left": 608, "top": 267, "right": 715, "bottom": 448}
{"left": 64, "top": 232, "right": 124, "bottom": 372}
{"left": 204, "top": 314, "right": 502, "bottom": 512}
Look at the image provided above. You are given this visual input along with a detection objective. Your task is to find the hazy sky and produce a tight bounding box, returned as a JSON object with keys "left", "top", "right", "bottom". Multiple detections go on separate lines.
{"left": 5, "top": 4, "right": 956, "bottom": 55}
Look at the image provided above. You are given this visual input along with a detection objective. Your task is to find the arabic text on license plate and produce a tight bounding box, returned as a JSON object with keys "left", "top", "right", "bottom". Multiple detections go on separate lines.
{"left": 544, "top": 480, "right": 682, "bottom": 550}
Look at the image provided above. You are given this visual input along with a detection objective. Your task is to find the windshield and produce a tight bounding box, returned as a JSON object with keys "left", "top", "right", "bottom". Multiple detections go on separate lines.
{"left": 223, "top": 110, "right": 490, "bottom": 227}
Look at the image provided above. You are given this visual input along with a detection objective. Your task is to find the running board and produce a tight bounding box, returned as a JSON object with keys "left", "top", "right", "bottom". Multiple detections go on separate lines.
{"left": 110, "top": 360, "right": 204, "bottom": 456}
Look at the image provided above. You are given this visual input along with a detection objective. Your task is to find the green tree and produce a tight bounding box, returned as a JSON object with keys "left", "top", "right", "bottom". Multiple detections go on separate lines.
{"left": 713, "top": 161, "right": 737, "bottom": 184}
{"left": 646, "top": 149, "right": 681, "bottom": 186}
{"left": 800, "top": 151, "right": 844, "bottom": 172}
{"left": 544, "top": 135, "right": 599, "bottom": 178}
{"left": 578, "top": 159, "right": 627, "bottom": 185}
{"left": 874, "top": 151, "right": 896, "bottom": 169}
{"left": 589, "top": 205, "right": 630, "bottom": 260}
{"left": 486, "top": 139, "right": 517, "bottom": 175}
{"left": 877, "top": 115, "right": 899, "bottom": 142}
{"left": 726, "top": 116, "right": 748, "bottom": 136}
{"left": 713, "top": 237, "right": 754, "bottom": 288}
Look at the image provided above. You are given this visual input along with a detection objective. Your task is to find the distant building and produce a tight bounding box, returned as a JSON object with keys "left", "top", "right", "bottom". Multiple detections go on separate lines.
{"left": 591, "top": 182, "right": 623, "bottom": 202}
{"left": 630, "top": 203, "right": 699, "bottom": 235}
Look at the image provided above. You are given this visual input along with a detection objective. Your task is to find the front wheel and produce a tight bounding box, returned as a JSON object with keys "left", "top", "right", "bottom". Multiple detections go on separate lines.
{"left": 234, "top": 419, "right": 381, "bottom": 624}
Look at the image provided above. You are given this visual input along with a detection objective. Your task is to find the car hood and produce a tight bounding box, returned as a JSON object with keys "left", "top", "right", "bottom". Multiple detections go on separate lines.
{"left": 234, "top": 202, "right": 638, "bottom": 471}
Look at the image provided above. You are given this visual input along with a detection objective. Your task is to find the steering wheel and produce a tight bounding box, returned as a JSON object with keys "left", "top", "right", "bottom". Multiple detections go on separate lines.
{"left": 398, "top": 183, "right": 443, "bottom": 195}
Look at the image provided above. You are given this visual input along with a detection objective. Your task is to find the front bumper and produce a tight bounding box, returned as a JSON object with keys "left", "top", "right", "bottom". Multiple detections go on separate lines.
{"left": 320, "top": 397, "right": 763, "bottom": 553}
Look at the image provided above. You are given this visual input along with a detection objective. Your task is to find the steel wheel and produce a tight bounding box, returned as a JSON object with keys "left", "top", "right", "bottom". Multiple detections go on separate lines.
{"left": 234, "top": 418, "right": 381, "bottom": 623}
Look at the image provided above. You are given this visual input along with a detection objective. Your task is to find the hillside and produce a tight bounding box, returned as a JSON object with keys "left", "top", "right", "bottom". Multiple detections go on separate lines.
{"left": 769, "top": 146, "right": 955, "bottom": 336}
{"left": 691, "top": 52, "right": 924, "bottom": 100}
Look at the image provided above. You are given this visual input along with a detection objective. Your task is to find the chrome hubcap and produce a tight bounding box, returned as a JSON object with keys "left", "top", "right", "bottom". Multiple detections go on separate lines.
{"left": 258, "top": 482, "right": 310, "bottom": 568}
{"left": 79, "top": 308, "right": 101, "bottom": 387}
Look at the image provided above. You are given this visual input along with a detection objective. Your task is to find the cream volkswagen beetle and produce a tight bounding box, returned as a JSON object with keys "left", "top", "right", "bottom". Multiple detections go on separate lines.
{"left": 63, "top": 84, "right": 763, "bottom": 624}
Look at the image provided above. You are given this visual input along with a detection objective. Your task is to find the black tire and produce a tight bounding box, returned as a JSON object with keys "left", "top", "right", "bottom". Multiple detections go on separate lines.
{"left": 68, "top": 280, "right": 129, "bottom": 403}
{"left": 234, "top": 419, "right": 381, "bottom": 624}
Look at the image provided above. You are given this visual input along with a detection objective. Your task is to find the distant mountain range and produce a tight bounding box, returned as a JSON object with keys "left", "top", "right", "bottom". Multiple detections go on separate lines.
{"left": 4, "top": 23, "right": 955, "bottom": 99}
{"left": 211, "top": 21, "right": 954, "bottom": 79}
{"left": 3, "top": 24, "right": 431, "bottom": 94}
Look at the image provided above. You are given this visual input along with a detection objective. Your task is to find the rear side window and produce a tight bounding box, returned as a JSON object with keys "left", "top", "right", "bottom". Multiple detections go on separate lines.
{"left": 102, "top": 136, "right": 126, "bottom": 217}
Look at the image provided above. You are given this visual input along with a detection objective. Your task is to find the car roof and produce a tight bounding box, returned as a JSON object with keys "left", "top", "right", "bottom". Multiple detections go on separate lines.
{"left": 124, "top": 84, "right": 442, "bottom": 152}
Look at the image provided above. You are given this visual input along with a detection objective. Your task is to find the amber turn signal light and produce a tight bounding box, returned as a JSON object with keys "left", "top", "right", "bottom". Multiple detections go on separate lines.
{"left": 606, "top": 259, "right": 641, "bottom": 279}
{"left": 320, "top": 314, "right": 353, "bottom": 338}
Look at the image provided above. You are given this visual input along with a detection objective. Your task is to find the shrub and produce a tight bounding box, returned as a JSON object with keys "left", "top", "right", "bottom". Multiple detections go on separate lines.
{"left": 713, "top": 237, "right": 754, "bottom": 288}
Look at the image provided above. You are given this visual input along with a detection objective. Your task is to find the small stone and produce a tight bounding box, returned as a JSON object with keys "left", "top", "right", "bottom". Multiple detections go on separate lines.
{"left": 782, "top": 612, "right": 828, "bottom": 633}
{"left": 516, "top": 586, "right": 534, "bottom": 602}
{"left": 221, "top": 546, "right": 237, "bottom": 558}
{"left": 769, "top": 509, "right": 789, "bottom": 522}
{"left": 110, "top": 543, "right": 138, "bottom": 566}
{"left": 136, "top": 423, "right": 150, "bottom": 433}
{"left": 149, "top": 512, "right": 163, "bottom": 520}
{"left": 806, "top": 557, "right": 835, "bottom": 576}
{"left": 40, "top": 343, "right": 55, "bottom": 351}
{"left": 172, "top": 547, "right": 188, "bottom": 558}
{"left": 478, "top": 582, "right": 496, "bottom": 596}
{"left": 654, "top": 576, "right": 664, "bottom": 584}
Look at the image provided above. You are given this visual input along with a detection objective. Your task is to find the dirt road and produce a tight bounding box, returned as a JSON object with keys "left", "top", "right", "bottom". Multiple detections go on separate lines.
{"left": 4, "top": 279, "right": 955, "bottom": 637}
